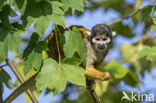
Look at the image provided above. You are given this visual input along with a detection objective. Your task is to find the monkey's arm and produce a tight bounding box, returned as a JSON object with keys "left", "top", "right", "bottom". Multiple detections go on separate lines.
{"left": 85, "top": 67, "right": 110, "bottom": 81}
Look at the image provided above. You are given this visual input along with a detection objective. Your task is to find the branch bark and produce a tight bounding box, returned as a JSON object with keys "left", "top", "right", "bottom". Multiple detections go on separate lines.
{"left": 4, "top": 73, "right": 38, "bottom": 103}
{"left": 0, "top": 83, "right": 3, "bottom": 103}
{"left": 89, "top": 90, "right": 101, "bottom": 103}
{"left": 6, "top": 59, "right": 38, "bottom": 103}
{"left": 0, "top": 64, "right": 7, "bottom": 68}
{"left": 108, "top": 0, "right": 156, "bottom": 26}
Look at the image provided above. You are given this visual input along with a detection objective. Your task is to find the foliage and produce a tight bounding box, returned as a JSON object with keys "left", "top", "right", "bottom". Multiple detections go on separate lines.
{"left": 0, "top": 0, "right": 155, "bottom": 103}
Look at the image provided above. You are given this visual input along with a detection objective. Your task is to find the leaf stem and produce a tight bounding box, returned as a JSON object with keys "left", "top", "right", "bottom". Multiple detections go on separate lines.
{"left": 54, "top": 25, "right": 62, "bottom": 65}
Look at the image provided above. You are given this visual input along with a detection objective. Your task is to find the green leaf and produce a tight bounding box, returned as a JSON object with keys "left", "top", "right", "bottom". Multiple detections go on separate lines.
{"left": 23, "top": 33, "right": 39, "bottom": 58}
{"left": 0, "top": 23, "right": 24, "bottom": 54}
{"left": 23, "top": 40, "right": 47, "bottom": 75}
{"left": 0, "top": 68, "right": 13, "bottom": 89}
{"left": 151, "top": 24, "right": 156, "bottom": 32}
{"left": 9, "top": 8, "right": 17, "bottom": 17}
{"left": 36, "top": 58, "right": 67, "bottom": 95}
{"left": 138, "top": 46, "right": 156, "bottom": 61}
{"left": 61, "top": 64, "right": 86, "bottom": 86}
{"left": 22, "top": 0, "right": 65, "bottom": 36}
{"left": 0, "top": 26, "right": 22, "bottom": 54}
{"left": 0, "top": 0, "right": 9, "bottom": 10}
{"left": 105, "top": 61, "right": 128, "bottom": 79}
{"left": 12, "top": 0, "right": 27, "bottom": 15}
{"left": 61, "top": 0, "right": 84, "bottom": 13}
{"left": 0, "top": 5, "right": 11, "bottom": 28}
{"left": 33, "top": 1, "right": 65, "bottom": 36}
{"left": 0, "top": 42, "right": 8, "bottom": 64}
{"left": 63, "top": 27, "right": 86, "bottom": 63}
{"left": 4, "top": 33, "right": 22, "bottom": 54}
{"left": 36, "top": 58, "right": 86, "bottom": 95}
{"left": 141, "top": 6, "right": 153, "bottom": 22}
{"left": 153, "top": 17, "right": 156, "bottom": 24}
{"left": 123, "top": 71, "right": 139, "bottom": 87}
{"left": 62, "top": 57, "right": 82, "bottom": 65}
{"left": 112, "top": 23, "right": 133, "bottom": 38}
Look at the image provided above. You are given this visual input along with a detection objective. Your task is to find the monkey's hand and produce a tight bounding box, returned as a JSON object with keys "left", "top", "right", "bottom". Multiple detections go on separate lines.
{"left": 85, "top": 67, "right": 110, "bottom": 81}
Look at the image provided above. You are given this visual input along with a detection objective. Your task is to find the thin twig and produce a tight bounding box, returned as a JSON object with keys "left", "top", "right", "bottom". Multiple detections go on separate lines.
{"left": 4, "top": 73, "right": 38, "bottom": 103}
{"left": 108, "top": 0, "right": 156, "bottom": 26}
{"left": 0, "top": 83, "right": 3, "bottom": 103}
{"left": 6, "top": 58, "right": 38, "bottom": 103}
{"left": 0, "top": 64, "right": 7, "bottom": 68}
{"left": 54, "top": 26, "right": 62, "bottom": 65}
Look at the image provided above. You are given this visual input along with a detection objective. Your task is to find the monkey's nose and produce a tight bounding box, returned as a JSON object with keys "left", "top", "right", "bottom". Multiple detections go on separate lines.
{"left": 97, "top": 44, "right": 105, "bottom": 50}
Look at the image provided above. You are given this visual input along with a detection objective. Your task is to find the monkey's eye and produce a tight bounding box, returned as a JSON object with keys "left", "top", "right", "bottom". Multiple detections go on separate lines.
{"left": 102, "top": 38, "right": 108, "bottom": 41}
{"left": 95, "top": 38, "right": 100, "bottom": 41}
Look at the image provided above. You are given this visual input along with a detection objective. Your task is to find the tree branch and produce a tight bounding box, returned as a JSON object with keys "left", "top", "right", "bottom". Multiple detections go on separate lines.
{"left": 89, "top": 90, "right": 101, "bottom": 103}
{"left": 0, "top": 83, "right": 3, "bottom": 103}
{"left": 4, "top": 73, "right": 38, "bottom": 103}
{"left": 6, "top": 58, "right": 38, "bottom": 103}
{"left": 0, "top": 64, "right": 7, "bottom": 68}
{"left": 108, "top": 0, "right": 156, "bottom": 26}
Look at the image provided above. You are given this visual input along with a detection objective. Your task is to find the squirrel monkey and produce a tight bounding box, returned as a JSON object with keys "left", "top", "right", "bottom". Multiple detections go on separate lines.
{"left": 48, "top": 24, "right": 112, "bottom": 91}
{"left": 78, "top": 24, "right": 112, "bottom": 91}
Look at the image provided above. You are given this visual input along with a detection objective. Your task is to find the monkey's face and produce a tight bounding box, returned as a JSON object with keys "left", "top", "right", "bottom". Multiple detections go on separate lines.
{"left": 92, "top": 35, "right": 111, "bottom": 52}
{"left": 91, "top": 24, "right": 112, "bottom": 52}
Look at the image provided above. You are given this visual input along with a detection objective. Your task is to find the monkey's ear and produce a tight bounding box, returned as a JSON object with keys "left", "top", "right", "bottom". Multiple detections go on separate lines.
{"left": 85, "top": 30, "right": 91, "bottom": 36}
{"left": 112, "top": 31, "right": 116, "bottom": 37}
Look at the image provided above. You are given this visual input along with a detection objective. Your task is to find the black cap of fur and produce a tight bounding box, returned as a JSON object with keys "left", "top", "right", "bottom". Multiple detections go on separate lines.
{"left": 91, "top": 24, "right": 112, "bottom": 39}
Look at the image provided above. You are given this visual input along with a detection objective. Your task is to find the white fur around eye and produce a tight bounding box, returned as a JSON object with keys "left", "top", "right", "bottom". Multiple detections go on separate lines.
{"left": 105, "top": 38, "right": 111, "bottom": 43}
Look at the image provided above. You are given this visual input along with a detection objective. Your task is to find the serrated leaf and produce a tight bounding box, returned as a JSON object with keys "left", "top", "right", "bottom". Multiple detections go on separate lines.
{"left": 4, "top": 33, "right": 22, "bottom": 54}
{"left": 0, "top": 68, "right": 13, "bottom": 89}
{"left": 12, "top": 0, "right": 27, "bottom": 15}
{"left": 112, "top": 23, "right": 133, "bottom": 38}
{"left": 36, "top": 58, "right": 67, "bottom": 95}
{"left": 61, "top": 0, "right": 84, "bottom": 13}
{"left": 0, "top": 0, "right": 9, "bottom": 10}
{"left": 33, "top": 2, "right": 65, "bottom": 36}
{"left": 63, "top": 27, "right": 86, "bottom": 63}
{"left": 0, "top": 42, "right": 8, "bottom": 64}
{"left": 36, "top": 58, "right": 86, "bottom": 95}
{"left": 151, "top": 24, "right": 156, "bottom": 32}
{"left": 22, "top": 0, "right": 65, "bottom": 36}
{"left": 0, "top": 22, "right": 25, "bottom": 54}
{"left": 23, "top": 33, "right": 39, "bottom": 58}
{"left": 62, "top": 57, "right": 82, "bottom": 65}
{"left": 141, "top": 6, "right": 153, "bottom": 22}
{"left": 23, "top": 41, "right": 47, "bottom": 75}
{"left": 123, "top": 71, "right": 139, "bottom": 87}
{"left": 138, "top": 46, "right": 156, "bottom": 61}
{"left": 105, "top": 61, "right": 128, "bottom": 79}
{"left": 61, "top": 64, "right": 86, "bottom": 86}
{"left": 9, "top": 8, "right": 17, "bottom": 17}
{"left": 0, "top": 5, "right": 11, "bottom": 28}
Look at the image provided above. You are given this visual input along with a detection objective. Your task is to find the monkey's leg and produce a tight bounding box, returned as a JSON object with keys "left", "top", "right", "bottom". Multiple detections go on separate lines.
{"left": 85, "top": 67, "right": 110, "bottom": 81}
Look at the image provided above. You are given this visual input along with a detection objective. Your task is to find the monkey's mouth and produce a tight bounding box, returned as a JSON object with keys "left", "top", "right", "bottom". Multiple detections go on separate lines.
{"left": 97, "top": 44, "right": 106, "bottom": 51}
